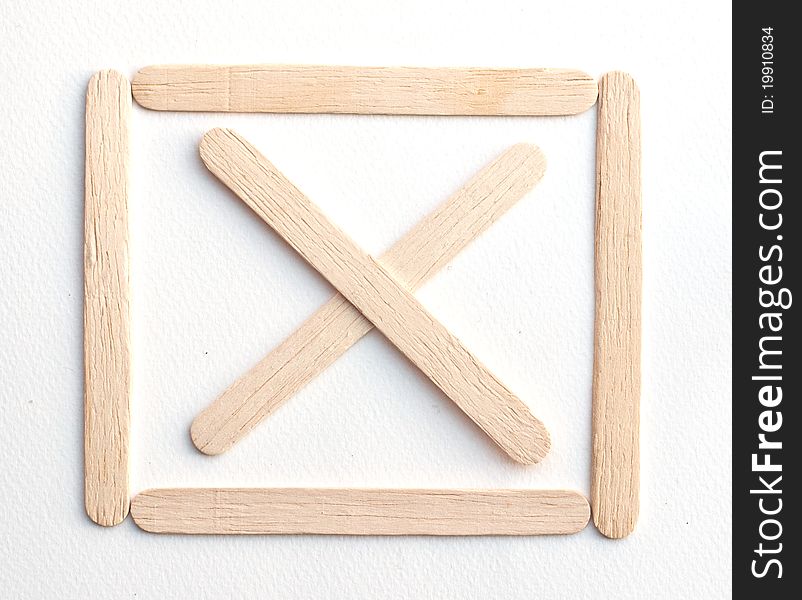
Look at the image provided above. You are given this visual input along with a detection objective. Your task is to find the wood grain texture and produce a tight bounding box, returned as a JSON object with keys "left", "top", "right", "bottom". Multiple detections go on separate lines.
{"left": 591, "top": 72, "right": 641, "bottom": 539}
{"left": 191, "top": 144, "right": 547, "bottom": 456}
{"left": 132, "top": 65, "right": 597, "bottom": 115}
{"left": 84, "top": 70, "right": 132, "bottom": 526}
{"left": 200, "top": 129, "right": 550, "bottom": 464}
{"left": 131, "top": 488, "right": 589, "bottom": 535}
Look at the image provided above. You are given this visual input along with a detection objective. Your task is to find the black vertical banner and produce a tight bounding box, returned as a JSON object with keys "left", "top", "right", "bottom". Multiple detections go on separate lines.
{"left": 733, "top": 2, "right": 799, "bottom": 597}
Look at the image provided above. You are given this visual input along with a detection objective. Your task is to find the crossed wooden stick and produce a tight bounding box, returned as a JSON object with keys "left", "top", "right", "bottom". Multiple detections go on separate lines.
{"left": 191, "top": 130, "right": 549, "bottom": 464}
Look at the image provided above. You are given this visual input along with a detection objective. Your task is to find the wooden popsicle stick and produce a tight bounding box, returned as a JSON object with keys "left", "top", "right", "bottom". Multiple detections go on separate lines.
{"left": 191, "top": 144, "right": 546, "bottom": 456}
{"left": 132, "top": 65, "right": 597, "bottom": 115}
{"left": 131, "top": 488, "right": 589, "bottom": 535}
{"left": 591, "top": 72, "right": 642, "bottom": 539}
{"left": 84, "top": 70, "right": 132, "bottom": 526}
{"left": 200, "top": 129, "right": 550, "bottom": 464}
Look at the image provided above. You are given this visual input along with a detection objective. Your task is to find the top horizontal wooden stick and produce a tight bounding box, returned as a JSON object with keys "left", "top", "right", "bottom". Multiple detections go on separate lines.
{"left": 132, "top": 65, "right": 598, "bottom": 115}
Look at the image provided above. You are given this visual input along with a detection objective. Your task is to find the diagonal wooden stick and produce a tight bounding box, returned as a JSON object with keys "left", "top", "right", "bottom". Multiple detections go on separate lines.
{"left": 131, "top": 488, "right": 589, "bottom": 535}
{"left": 192, "top": 142, "right": 546, "bottom": 457}
{"left": 198, "top": 129, "right": 550, "bottom": 464}
{"left": 132, "top": 64, "right": 597, "bottom": 115}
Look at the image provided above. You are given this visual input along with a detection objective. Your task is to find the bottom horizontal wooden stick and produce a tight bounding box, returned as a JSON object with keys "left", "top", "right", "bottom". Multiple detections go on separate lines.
{"left": 131, "top": 488, "right": 589, "bottom": 536}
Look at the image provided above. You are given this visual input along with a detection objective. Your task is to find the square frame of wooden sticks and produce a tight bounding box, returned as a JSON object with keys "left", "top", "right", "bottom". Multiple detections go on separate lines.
{"left": 84, "top": 65, "right": 640, "bottom": 539}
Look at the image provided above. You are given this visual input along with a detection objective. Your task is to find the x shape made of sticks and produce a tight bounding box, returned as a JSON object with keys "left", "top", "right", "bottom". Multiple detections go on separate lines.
{"left": 194, "top": 129, "right": 550, "bottom": 464}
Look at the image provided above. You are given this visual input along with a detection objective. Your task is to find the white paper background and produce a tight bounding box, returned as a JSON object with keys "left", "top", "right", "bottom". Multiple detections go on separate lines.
{"left": 0, "top": 1, "right": 731, "bottom": 597}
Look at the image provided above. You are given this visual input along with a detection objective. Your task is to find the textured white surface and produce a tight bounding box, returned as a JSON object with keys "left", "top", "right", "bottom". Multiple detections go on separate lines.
{"left": 0, "top": 1, "right": 731, "bottom": 598}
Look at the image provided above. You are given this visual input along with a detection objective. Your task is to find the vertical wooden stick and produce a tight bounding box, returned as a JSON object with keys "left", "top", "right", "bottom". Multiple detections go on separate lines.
{"left": 84, "top": 70, "right": 132, "bottom": 526}
{"left": 591, "top": 71, "right": 641, "bottom": 539}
